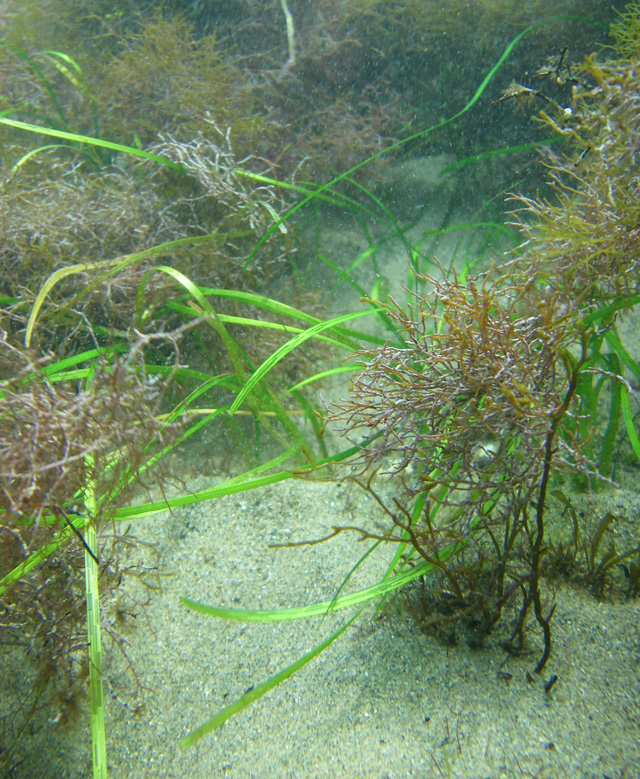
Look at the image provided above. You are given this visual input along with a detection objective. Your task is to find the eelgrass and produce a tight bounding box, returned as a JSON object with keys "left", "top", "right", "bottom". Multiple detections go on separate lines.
{"left": 82, "top": 459, "right": 106, "bottom": 779}
{"left": 0, "top": 297, "right": 384, "bottom": 776}
{"left": 0, "top": 10, "right": 629, "bottom": 776}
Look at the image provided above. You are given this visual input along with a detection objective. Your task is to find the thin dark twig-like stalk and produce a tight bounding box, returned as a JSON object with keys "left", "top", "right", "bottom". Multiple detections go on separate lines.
{"left": 530, "top": 338, "right": 587, "bottom": 672}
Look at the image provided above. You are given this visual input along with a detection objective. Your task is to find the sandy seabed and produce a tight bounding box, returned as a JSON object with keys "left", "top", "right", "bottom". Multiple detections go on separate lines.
{"left": 13, "top": 472, "right": 638, "bottom": 779}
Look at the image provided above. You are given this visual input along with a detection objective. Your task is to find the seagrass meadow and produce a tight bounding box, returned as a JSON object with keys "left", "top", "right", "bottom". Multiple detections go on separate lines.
{"left": 0, "top": 1, "right": 639, "bottom": 777}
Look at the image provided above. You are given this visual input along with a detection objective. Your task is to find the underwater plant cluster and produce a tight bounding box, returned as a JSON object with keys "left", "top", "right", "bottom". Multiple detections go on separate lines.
{"left": 328, "top": 21, "right": 640, "bottom": 665}
{"left": 0, "top": 1, "right": 638, "bottom": 777}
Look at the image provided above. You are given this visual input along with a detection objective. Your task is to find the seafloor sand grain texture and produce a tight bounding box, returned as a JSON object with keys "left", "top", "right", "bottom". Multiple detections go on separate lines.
{"left": 99, "top": 478, "right": 640, "bottom": 779}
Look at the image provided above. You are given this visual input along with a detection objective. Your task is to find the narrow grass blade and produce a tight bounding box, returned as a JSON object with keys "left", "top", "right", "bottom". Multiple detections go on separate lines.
{"left": 7, "top": 144, "right": 64, "bottom": 175}
{"left": 83, "top": 458, "right": 107, "bottom": 778}
{"left": 605, "top": 330, "right": 640, "bottom": 383}
{"left": 229, "top": 309, "right": 383, "bottom": 414}
{"left": 179, "top": 607, "right": 365, "bottom": 749}
{"left": 0, "top": 115, "right": 183, "bottom": 170}
{"left": 621, "top": 384, "right": 640, "bottom": 463}
{"left": 600, "top": 356, "right": 622, "bottom": 476}
{"left": 0, "top": 523, "right": 76, "bottom": 596}
{"left": 438, "top": 138, "right": 562, "bottom": 176}
{"left": 283, "top": 365, "right": 356, "bottom": 394}
{"left": 180, "top": 558, "right": 436, "bottom": 622}
{"left": 0, "top": 39, "right": 69, "bottom": 129}
{"left": 166, "top": 302, "right": 351, "bottom": 351}
{"left": 581, "top": 292, "right": 640, "bottom": 326}
{"left": 25, "top": 236, "right": 217, "bottom": 347}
